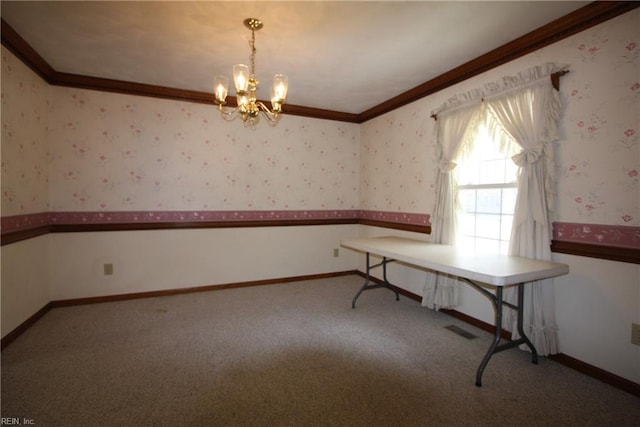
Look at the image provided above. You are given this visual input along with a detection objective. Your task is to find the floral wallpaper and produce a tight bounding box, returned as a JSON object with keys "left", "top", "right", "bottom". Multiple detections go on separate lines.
{"left": 45, "top": 87, "right": 360, "bottom": 213}
{"left": 360, "top": 106, "right": 435, "bottom": 214}
{"left": 1, "top": 47, "right": 50, "bottom": 216}
{"left": 559, "top": 16, "right": 639, "bottom": 227}
{"left": 1, "top": 45, "right": 361, "bottom": 218}
{"left": 360, "top": 9, "right": 639, "bottom": 230}
{"left": 1, "top": 9, "right": 639, "bottom": 246}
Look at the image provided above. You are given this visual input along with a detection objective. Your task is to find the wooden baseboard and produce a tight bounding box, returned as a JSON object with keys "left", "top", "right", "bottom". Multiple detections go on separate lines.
{"left": 3, "top": 270, "right": 638, "bottom": 397}
{"left": 548, "top": 353, "right": 640, "bottom": 397}
{"left": 1, "top": 302, "right": 52, "bottom": 350}
{"left": 353, "top": 270, "right": 639, "bottom": 397}
{"left": 2, "top": 271, "right": 359, "bottom": 349}
{"left": 446, "top": 305, "right": 640, "bottom": 397}
{"left": 49, "top": 270, "right": 358, "bottom": 307}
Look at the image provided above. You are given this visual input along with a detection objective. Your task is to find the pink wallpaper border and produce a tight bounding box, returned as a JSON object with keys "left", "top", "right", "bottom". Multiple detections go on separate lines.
{"left": 1, "top": 210, "right": 430, "bottom": 234}
{"left": 1, "top": 212, "right": 53, "bottom": 233}
{"left": 358, "top": 210, "right": 431, "bottom": 226}
{"left": 3, "top": 212, "right": 639, "bottom": 249}
{"left": 553, "top": 222, "right": 640, "bottom": 249}
{"left": 48, "top": 210, "right": 361, "bottom": 225}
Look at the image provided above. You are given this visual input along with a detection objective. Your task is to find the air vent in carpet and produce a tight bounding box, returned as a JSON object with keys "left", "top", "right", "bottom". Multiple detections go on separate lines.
{"left": 445, "top": 324, "right": 478, "bottom": 340}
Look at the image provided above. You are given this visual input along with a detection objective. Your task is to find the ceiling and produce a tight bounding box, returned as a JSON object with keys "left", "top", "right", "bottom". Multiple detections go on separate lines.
{"left": 1, "top": 1, "right": 590, "bottom": 116}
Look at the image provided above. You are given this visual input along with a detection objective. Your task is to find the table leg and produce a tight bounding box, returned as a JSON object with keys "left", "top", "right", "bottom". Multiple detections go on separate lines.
{"left": 516, "top": 283, "right": 538, "bottom": 364}
{"left": 352, "top": 252, "right": 400, "bottom": 309}
{"left": 475, "top": 287, "right": 503, "bottom": 387}
{"left": 473, "top": 282, "right": 539, "bottom": 386}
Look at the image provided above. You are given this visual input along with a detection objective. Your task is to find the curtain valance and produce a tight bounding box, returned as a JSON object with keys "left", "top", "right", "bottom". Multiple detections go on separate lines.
{"left": 431, "top": 63, "right": 568, "bottom": 119}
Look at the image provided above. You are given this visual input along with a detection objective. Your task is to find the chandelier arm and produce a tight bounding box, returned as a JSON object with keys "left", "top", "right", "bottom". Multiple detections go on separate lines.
{"left": 218, "top": 105, "right": 242, "bottom": 122}
{"left": 256, "top": 101, "right": 281, "bottom": 122}
{"left": 255, "top": 101, "right": 275, "bottom": 114}
{"left": 261, "top": 111, "right": 279, "bottom": 123}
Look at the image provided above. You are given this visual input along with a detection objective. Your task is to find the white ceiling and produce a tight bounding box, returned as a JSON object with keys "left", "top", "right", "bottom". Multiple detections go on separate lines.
{"left": 1, "top": 1, "right": 589, "bottom": 114}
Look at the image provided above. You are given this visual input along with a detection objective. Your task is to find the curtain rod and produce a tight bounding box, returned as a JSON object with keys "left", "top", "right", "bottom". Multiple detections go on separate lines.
{"left": 430, "top": 70, "right": 570, "bottom": 121}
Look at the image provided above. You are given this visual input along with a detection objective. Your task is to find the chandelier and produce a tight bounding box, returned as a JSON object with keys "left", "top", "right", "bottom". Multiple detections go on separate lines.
{"left": 214, "top": 18, "right": 289, "bottom": 128}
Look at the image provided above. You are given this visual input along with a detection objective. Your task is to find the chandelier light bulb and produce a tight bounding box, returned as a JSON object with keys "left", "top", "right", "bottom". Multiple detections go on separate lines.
{"left": 272, "top": 74, "right": 288, "bottom": 102}
{"left": 214, "top": 75, "right": 229, "bottom": 103}
{"left": 233, "top": 64, "right": 250, "bottom": 92}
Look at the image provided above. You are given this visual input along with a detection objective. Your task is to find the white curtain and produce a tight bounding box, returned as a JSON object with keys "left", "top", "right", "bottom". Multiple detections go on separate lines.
{"left": 425, "top": 63, "right": 566, "bottom": 355}
{"left": 422, "top": 104, "right": 479, "bottom": 309}
{"left": 484, "top": 68, "right": 563, "bottom": 355}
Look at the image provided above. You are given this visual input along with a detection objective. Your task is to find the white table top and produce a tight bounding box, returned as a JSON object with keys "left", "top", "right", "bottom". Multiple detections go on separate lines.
{"left": 341, "top": 236, "right": 569, "bottom": 287}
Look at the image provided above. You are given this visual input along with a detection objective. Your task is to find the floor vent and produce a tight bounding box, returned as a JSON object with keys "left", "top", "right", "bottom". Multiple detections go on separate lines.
{"left": 445, "top": 324, "right": 478, "bottom": 340}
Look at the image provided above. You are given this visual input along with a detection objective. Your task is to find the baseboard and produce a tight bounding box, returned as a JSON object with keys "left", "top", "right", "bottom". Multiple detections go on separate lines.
{"left": 49, "top": 270, "right": 359, "bottom": 307}
{"left": 548, "top": 353, "right": 640, "bottom": 397}
{"left": 1, "top": 270, "right": 357, "bottom": 349}
{"left": 1, "top": 302, "right": 52, "bottom": 350}
{"left": 3, "top": 270, "right": 638, "bottom": 397}
{"left": 354, "top": 270, "right": 640, "bottom": 397}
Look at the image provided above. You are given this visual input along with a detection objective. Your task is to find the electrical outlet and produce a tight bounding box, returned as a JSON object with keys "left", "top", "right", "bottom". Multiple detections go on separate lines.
{"left": 333, "top": 248, "right": 339, "bottom": 258}
{"left": 103, "top": 263, "right": 114, "bottom": 276}
{"left": 632, "top": 323, "right": 640, "bottom": 346}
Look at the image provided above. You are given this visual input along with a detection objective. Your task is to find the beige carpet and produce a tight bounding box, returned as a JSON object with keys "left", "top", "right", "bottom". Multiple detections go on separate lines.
{"left": 1, "top": 275, "right": 638, "bottom": 426}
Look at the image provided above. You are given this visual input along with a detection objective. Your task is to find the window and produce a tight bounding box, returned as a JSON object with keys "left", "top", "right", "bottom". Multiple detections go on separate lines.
{"left": 455, "top": 123, "right": 518, "bottom": 254}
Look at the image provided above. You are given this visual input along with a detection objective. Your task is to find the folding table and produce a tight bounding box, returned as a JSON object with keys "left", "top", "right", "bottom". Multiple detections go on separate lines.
{"left": 341, "top": 236, "right": 570, "bottom": 386}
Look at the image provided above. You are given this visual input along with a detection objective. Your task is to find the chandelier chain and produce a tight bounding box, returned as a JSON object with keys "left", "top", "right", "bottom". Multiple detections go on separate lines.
{"left": 249, "top": 29, "right": 257, "bottom": 76}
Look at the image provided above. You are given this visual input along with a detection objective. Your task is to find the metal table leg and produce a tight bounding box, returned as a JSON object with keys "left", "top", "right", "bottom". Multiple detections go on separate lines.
{"left": 461, "top": 280, "right": 538, "bottom": 387}
{"left": 352, "top": 252, "right": 400, "bottom": 308}
{"left": 515, "top": 283, "right": 538, "bottom": 364}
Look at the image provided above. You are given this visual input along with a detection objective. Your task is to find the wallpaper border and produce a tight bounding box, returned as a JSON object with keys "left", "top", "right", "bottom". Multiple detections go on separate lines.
{"left": 1, "top": 210, "right": 429, "bottom": 231}
{"left": 0, "top": 210, "right": 431, "bottom": 244}
{"left": 552, "top": 222, "right": 640, "bottom": 249}
{"left": 2, "top": 211, "right": 638, "bottom": 264}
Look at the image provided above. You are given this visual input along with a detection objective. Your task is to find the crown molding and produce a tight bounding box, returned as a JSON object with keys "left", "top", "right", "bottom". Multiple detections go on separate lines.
{"left": 1, "top": 18, "right": 54, "bottom": 82}
{"left": 0, "top": 19, "right": 360, "bottom": 123}
{"left": 358, "top": 1, "right": 640, "bottom": 122}
{"left": 2, "top": 2, "right": 638, "bottom": 124}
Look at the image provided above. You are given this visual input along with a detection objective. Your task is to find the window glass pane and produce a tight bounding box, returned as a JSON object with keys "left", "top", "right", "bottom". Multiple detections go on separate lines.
{"left": 501, "top": 188, "right": 517, "bottom": 214}
{"left": 501, "top": 214, "right": 513, "bottom": 240}
{"left": 475, "top": 214, "right": 500, "bottom": 239}
{"left": 457, "top": 162, "right": 479, "bottom": 185}
{"left": 505, "top": 159, "right": 519, "bottom": 182}
{"left": 457, "top": 213, "right": 476, "bottom": 236}
{"left": 480, "top": 159, "right": 506, "bottom": 184}
{"left": 475, "top": 238, "right": 500, "bottom": 254}
{"left": 458, "top": 189, "right": 476, "bottom": 213}
{"left": 454, "top": 119, "right": 517, "bottom": 255}
{"left": 456, "top": 235, "right": 476, "bottom": 253}
{"left": 476, "top": 189, "right": 501, "bottom": 214}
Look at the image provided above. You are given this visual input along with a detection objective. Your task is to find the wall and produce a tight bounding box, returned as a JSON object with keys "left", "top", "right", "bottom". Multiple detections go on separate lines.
{"left": 1, "top": 46, "right": 51, "bottom": 336}
{"left": 43, "top": 79, "right": 361, "bottom": 302}
{"left": 42, "top": 84, "right": 361, "bottom": 299}
{"left": 48, "top": 226, "right": 357, "bottom": 301}
{"left": 2, "top": 9, "right": 639, "bottom": 384}
{"left": 1, "top": 44, "right": 362, "bottom": 336}
{"left": 359, "top": 10, "right": 639, "bottom": 382}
